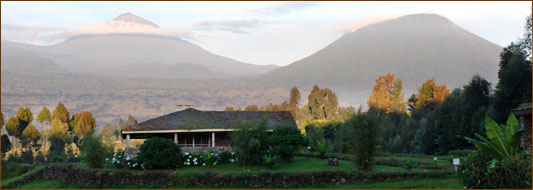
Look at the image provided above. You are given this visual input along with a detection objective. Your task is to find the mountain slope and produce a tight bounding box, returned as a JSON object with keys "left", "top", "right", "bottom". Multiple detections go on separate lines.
{"left": 1, "top": 13, "right": 278, "bottom": 79}
{"left": 265, "top": 14, "right": 502, "bottom": 99}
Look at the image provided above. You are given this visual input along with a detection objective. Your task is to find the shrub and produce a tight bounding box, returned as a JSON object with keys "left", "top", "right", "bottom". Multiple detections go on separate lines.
{"left": 459, "top": 151, "right": 532, "bottom": 189}
{"left": 314, "top": 139, "right": 330, "bottom": 159}
{"left": 7, "top": 151, "right": 21, "bottom": 163}
{"left": 21, "top": 150, "right": 34, "bottom": 164}
{"left": 263, "top": 155, "right": 280, "bottom": 169}
{"left": 1, "top": 134, "right": 12, "bottom": 158}
{"left": 201, "top": 151, "right": 219, "bottom": 168}
{"left": 269, "top": 125, "right": 304, "bottom": 162}
{"left": 344, "top": 111, "right": 380, "bottom": 171}
{"left": 182, "top": 152, "right": 204, "bottom": 167}
{"left": 81, "top": 135, "right": 107, "bottom": 168}
{"left": 35, "top": 151, "right": 46, "bottom": 164}
{"left": 137, "top": 137, "right": 182, "bottom": 169}
{"left": 230, "top": 119, "right": 269, "bottom": 165}
{"left": 218, "top": 151, "right": 237, "bottom": 164}
{"left": 49, "top": 155, "right": 66, "bottom": 163}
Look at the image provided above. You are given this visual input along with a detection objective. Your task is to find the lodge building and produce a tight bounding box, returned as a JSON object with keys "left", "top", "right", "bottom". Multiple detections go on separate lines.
{"left": 121, "top": 108, "right": 297, "bottom": 154}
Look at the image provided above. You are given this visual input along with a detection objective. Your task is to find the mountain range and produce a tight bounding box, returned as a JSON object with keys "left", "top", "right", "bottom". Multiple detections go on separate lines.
{"left": 1, "top": 13, "right": 503, "bottom": 127}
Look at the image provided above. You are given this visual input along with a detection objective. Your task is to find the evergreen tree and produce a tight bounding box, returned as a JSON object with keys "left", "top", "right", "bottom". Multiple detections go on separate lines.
{"left": 1, "top": 134, "right": 12, "bottom": 158}
{"left": 37, "top": 107, "right": 51, "bottom": 150}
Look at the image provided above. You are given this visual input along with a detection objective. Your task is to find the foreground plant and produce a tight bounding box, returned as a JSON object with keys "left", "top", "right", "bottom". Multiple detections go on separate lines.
{"left": 464, "top": 113, "right": 524, "bottom": 167}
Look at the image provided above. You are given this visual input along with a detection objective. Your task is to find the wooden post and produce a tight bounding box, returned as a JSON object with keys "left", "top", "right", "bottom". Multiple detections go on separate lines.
{"left": 212, "top": 132, "right": 215, "bottom": 147}
{"left": 192, "top": 134, "right": 195, "bottom": 148}
{"left": 126, "top": 134, "right": 131, "bottom": 149}
{"left": 174, "top": 133, "right": 178, "bottom": 144}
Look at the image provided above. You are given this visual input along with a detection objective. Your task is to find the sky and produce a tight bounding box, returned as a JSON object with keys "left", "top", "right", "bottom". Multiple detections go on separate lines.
{"left": 1, "top": 1, "right": 531, "bottom": 66}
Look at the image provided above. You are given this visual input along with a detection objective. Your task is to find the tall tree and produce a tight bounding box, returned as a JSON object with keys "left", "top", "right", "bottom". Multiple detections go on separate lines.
{"left": 307, "top": 84, "right": 339, "bottom": 120}
{"left": 37, "top": 107, "right": 51, "bottom": 150}
{"left": 126, "top": 114, "right": 137, "bottom": 126}
{"left": 6, "top": 116, "right": 20, "bottom": 138}
{"left": 409, "top": 79, "right": 450, "bottom": 111}
{"left": 73, "top": 111, "right": 96, "bottom": 143}
{"left": 459, "top": 75, "right": 491, "bottom": 145}
{"left": 289, "top": 86, "right": 301, "bottom": 106}
{"left": 48, "top": 118, "right": 72, "bottom": 156}
{"left": 0, "top": 112, "right": 4, "bottom": 128}
{"left": 52, "top": 103, "right": 70, "bottom": 123}
{"left": 16, "top": 107, "right": 33, "bottom": 133}
{"left": 489, "top": 44, "right": 532, "bottom": 123}
{"left": 1, "top": 134, "right": 12, "bottom": 158}
{"left": 367, "top": 73, "right": 406, "bottom": 113}
{"left": 21, "top": 124, "right": 41, "bottom": 151}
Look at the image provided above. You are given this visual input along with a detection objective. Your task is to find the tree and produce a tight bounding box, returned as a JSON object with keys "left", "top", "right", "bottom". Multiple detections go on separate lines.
{"left": 48, "top": 118, "right": 72, "bottom": 157}
{"left": 6, "top": 116, "right": 20, "bottom": 138}
{"left": 224, "top": 107, "right": 235, "bottom": 111}
{"left": 118, "top": 118, "right": 126, "bottom": 129}
{"left": 16, "top": 107, "right": 33, "bottom": 133}
{"left": 307, "top": 84, "right": 339, "bottom": 120}
{"left": 73, "top": 111, "right": 96, "bottom": 143}
{"left": 126, "top": 114, "right": 137, "bottom": 126}
{"left": 21, "top": 124, "right": 41, "bottom": 151}
{"left": 289, "top": 86, "right": 301, "bottom": 106}
{"left": 52, "top": 103, "right": 70, "bottom": 123}
{"left": 230, "top": 118, "right": 269, "bottom": 166}
{"left": 37, "top": 106, "right": 51, "bottom": 150}
{"left": 345, "top": 111, "right": 380, "bottom": 171}
{"left": 0, "top": 112, "right": 4, "bottom": 128}
{"left": 81, "top": 134, "right": 107, "bottom": 168}
{"left": 268, "top": 125, "right": 304, "bottom": 162}
{"left": 489, "top": 43, "right": 532, "bottom": 123}
{"left": 367, "top": 73, "right": 406, "bottom": 113}
{"left": 458, "top": 75, "right": 492, "bottom": 147}
{"left": 1, "top": 134, "right": 12, "bottom": 158}
{"left": 409, "top": 79, "right": 450, "bottom": 111}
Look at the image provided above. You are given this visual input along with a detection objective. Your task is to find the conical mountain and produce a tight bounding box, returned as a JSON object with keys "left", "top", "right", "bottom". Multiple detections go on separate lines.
{"left": 1, "top": 13, "right": 278, "bottom": 79}
{"left": 265, "top": 14, "right": 502, "bottom": 101}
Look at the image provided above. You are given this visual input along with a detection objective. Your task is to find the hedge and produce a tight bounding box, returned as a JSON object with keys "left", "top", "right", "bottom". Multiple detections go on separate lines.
{"left": 7, "top": 163, "right": 455, "bottom": 188}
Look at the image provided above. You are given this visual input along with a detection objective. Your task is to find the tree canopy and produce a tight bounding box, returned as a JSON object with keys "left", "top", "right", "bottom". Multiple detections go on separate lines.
{"left": 52, "top": 103, "right": 70, "bottom": 123}
{"left": 367, "top": 73, "right": 406, "bottom": 113}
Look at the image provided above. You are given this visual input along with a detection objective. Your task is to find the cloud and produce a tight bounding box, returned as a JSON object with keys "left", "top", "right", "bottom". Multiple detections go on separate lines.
{"left": 193, "top": 18, "right": 275, "bottom": 34}
{"left": 332, "top": 14, "right": 404, "bottom": 33}
{"left": 1, "top": 24, "right": 72, "bottom": 45}
{"left": 1, "top": 20, "right": 198, "bottom": 45}
{"left": 247, "top": 2, "right": 317, "bottom": 14}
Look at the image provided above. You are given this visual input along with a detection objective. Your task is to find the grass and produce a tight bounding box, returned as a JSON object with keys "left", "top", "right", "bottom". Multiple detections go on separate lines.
{"left": 318, "top": 174, "right": 463, "bottom": 189}
{"left": 377, "top": 155, "right": 451, "bottom": 164}
{"left": 177, "top": 156, "right": 424, "bottom": 172}
{"left": 11, "top": 175, "right": 463, "bottom": 189}
{"left": 1, "top": 165, "right": 46, "bottom": 188}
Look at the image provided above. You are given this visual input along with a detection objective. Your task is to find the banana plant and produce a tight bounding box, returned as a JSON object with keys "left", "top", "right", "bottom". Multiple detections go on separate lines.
{"left": 315, "top": 140, "right": 331, "bottom": 159}
{"left": 464, "top": 113, "right": 525, "bottom": 167}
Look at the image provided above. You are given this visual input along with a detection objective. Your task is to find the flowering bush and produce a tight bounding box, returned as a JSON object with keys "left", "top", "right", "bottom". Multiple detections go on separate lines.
{"left": 180, "top": 151, "right": 237, "bottom": 167}
{"left": 107, "top": 151, "right": 144, "bottom": 170}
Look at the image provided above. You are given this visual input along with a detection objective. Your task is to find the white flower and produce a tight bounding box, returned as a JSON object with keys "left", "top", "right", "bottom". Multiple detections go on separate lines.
{"left": 231, "top": 152, "right": 235, "bottom": 155}
{"left": 189, "top": 155, "right": 192, "bottom": 158}
{"left": 106, "top": 158, "right": 109, "bottom": 161}
{"left": 187, "top": 159, "right": 190, "bottom": 162}
{"left": 307, "top": 146, "right": 311, "bottom": 150}
{"left": 203, "top": 163, "right": 206, "bottom": 166}
{"left": 184, "top": 162, "right": 186, "bottom": 165}
{"left": 184, "top": 152, "right": 190, "bottom": 156}
{"left": 126, "top": 157, "right": 131, "bottom": 161}
{"left": 75, "top": 155, "right": 78, "bottom": 158}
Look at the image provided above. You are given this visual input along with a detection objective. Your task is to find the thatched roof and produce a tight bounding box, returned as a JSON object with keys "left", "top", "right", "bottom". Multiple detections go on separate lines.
{"left": 123, "top": 108, "right": 296, "bottom": 131}
{"left": 513, "top": 103, "right": 532, "bottom": 116}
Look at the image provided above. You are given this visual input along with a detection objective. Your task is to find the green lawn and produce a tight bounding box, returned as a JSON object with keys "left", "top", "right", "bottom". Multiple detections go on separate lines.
{"left": 377, "top": 155, "right": 451, "bottom": 164}
{"left": 12, "top": 175, "right": 463, "bottom": 189}
{"left": 177, "top": 156, "right": 425, "bottom": 172}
